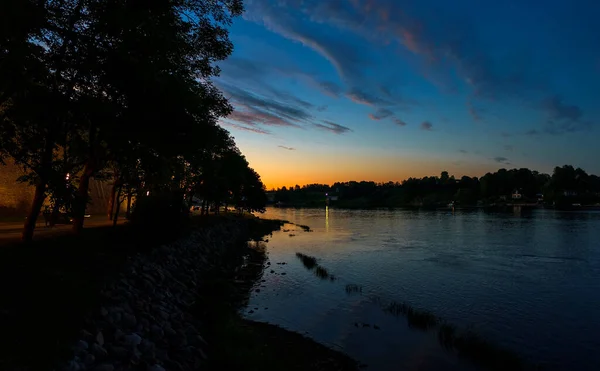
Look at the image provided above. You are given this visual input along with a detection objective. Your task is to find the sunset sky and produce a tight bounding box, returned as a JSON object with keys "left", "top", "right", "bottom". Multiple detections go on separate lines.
{"left": 215, "top": 0, "right": 600, "bottom": 189}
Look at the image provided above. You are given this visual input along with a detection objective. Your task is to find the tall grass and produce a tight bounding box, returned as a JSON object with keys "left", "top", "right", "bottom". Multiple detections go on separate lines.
{"left": 295, "top": 253, "right": 336, "bottom": 281}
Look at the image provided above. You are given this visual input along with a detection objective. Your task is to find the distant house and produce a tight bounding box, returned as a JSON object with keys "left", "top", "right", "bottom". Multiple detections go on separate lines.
{"left": 500, "top": 195, "right": 507, "bottom": 201}
{"left": 511, "top": 189, "right": 522, "bottom": 200}
{"left": 563, "top": 190, "right": 577, "bottom": 197}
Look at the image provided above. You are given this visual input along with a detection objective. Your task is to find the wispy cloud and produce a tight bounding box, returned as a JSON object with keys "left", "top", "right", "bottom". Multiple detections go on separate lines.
{"left": 278, "top": 145, "right": 296, "bottom": 150}
{"left": 318, "top": 81, "right": 343, "bottom": 98}
{"left": 393, "top": 118, "right": 407, "bottom": 127}
{"left": 314, "top": 120, "right": 352, "bottom": 134}
{"left": 420, "top": 121, "right": 433, "bottom": 131}
{"left": 346, "top": 87, "right": 391, "bottom": 106}
{"left": 493, "top": 156, "right": 510, "bottom": 165}
{"left": 467, "top": 99, "right": 484, "bottom": 122}
{"left": 221, "top": 122, "right": 271, "bottom": 135}
{"left": 504, "top": 145, "right": 514, "bottom": 151}
{"left": 368, "top": 108, "right": 394, "bottom": 121}
{"left": 541, "top": 95, "right": 591, "bottom": 134}
{"left": 458, "top": 149, "right": 468, "bottom": 154}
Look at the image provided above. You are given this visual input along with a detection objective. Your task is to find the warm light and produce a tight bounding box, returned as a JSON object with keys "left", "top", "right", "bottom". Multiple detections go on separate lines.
{"left": 325, "top": 206, "right": 329, "bottom": 233}
{"left": 146, "top": 191, "right": 150, "bottom": 196}
{"left": 65, "top": 173, "right": 70, "bottom": 180}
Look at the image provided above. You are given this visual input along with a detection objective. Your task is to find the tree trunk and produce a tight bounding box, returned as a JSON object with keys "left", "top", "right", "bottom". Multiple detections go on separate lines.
{"left": 72, "top": 160, "right": 94, "bottom": 233}
{"left": 107, "top": 181, "right": 117, "bottom": 220}
{"left": 50, "top": 202, "right": 61, "bottom": 227}
{"left": 113, "top": 185, "right": 122, "bottom": 227}
{"left": 22, "top": 182, "right": 46, "bottom": 242}
{"left": 126, "top": 189, "right": 132, "bottom": 219}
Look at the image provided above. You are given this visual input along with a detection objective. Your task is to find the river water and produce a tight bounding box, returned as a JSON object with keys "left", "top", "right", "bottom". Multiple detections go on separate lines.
{"left": 244, "top": 207, "right": 600, "bottom": 370}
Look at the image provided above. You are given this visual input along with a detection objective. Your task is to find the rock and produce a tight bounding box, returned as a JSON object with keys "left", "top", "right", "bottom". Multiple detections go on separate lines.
{"left": 139, "top": 339, "right": 156, "bottom": 355}
{"left": 124, "top": 333, "right": 142, "bottom": 347}
{"left": 83, "top": 353, "right": 95, "bottom": 366}
{"left": 80, "top": 329, "right": 94, "bottom": 341}
{"left": 148, "top": 365, "right": 166, "bottom": 371}
{"left": 96, "top": 332, "right": 104, "bottom": 346}
{"left": 91, "top": 343, "right": 108, "bottom": 358}
{"left": 255, "top": 289, "right": 260, "bottom": 293}
{"left": 93, "top": 364, "right": 114, "bottom": 371}
{"left": 108, "top": 345, "right": 128, "bottom": 359}
{"left": 72, "top": 340, "right": 89, "bottom": 353}
{"left": 123, "top": 313, "right": 137, "bottom": 328}
{"left": 65, "top": 359, "right": 82, "bottom": 371}
{"left": 100, "top": 307, "right": 109, "bottom": 317}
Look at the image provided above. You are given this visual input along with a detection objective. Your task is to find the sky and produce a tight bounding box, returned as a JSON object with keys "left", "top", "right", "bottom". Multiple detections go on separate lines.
{"left": 215, "top": 0, "right": 600, "bottom": 189}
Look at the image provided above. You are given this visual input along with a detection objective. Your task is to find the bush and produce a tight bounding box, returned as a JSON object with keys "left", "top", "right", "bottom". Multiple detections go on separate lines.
{"left": 129, "top": 193, "right": 189, "bottom": 231}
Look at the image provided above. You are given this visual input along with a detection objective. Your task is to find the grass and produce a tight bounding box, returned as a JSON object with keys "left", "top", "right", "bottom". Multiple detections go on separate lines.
{"left": 295, "top": 252, "right": 336, "bottom": 281}
{"left": 340, "top": 278, "right": 530, "bottom": 370}
{"left": 295, "top": 252, "right": 317, "bottom": 269}
{"left": 345, "top": 284, "right": 363, "bottom": 294}
{"left": 380, "top": 298, "right": 527, "bottom": 370}
{"left": 196, "top": 239, "right": 359, "bottom": 371}
{"left": 296, "top": 224, "right": 312, "bottom": 232}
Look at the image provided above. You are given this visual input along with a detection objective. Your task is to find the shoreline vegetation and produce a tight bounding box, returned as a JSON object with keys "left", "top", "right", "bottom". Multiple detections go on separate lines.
{"left": 0, "top": 215, "right": 361, "bottom": 371}
{"left": 295, "top": 252, "right": 537, "bottom": 371}
{"left": 269, "top": 165, "right": 600, "bottom": 210}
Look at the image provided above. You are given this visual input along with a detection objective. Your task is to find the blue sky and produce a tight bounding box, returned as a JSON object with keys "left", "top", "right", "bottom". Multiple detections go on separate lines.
{"left": 215, "top": 0, "right": 600, "bottom": 188}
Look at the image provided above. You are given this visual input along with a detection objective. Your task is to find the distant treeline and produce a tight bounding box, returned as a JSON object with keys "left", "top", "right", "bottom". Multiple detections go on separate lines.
{"left": 270, "top": 165, "right": 600, "bottom": 209}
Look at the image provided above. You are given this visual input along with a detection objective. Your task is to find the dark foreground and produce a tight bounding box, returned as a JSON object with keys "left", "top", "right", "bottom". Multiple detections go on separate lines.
{"left": 0, "top": 215, "right": 359, "bottom": 371}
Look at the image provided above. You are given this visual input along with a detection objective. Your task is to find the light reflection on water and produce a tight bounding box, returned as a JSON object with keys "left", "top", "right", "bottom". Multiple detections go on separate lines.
{"left": 246, "top": 207, "right": 600, "bottom": 371}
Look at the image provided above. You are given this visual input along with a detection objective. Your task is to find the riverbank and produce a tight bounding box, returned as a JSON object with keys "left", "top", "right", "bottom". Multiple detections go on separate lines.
{"left": 0, "top": 215, "right": 360, "bottom": 371}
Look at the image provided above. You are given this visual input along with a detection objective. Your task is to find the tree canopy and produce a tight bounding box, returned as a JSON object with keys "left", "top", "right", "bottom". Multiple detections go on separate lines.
{"left": 0, "top": 0, "right": 267, "bottom": 241}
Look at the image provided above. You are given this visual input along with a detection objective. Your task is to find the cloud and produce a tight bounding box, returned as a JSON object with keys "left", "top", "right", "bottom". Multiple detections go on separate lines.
{"left": 540, "top": 95, "right": 591, "bottom": 134}
{"left": 346, "top": 87, "right": 392, "bottom": 106}
{"left": 244, "top": 2, "right": 367, "bottom": 82}
{"left": 525, "top": 129, "right": 540, "bottom": 136}
{"left": 219, "top": 83, "right": 316, "bottom": 132}
{"left": 542, "top": 95, "right": 583, "bottom": 122}
{"left": 458, "top": 149, "right": 468, "bottom": 154}
{"left": 493, "top": 156, "right": 510, "bottom": 164}
{"left": 318, "top": 81, "right": 343, "bottom": 98}
{"left": 420, "top": 121, "right": 433, "bottom": 131}
{"left": 314, "top": 120, "right": 352, "bottom": 134}
{"left": 393, "top": 117, "right": 407, "bottom": 126}
{"left": 278, "top": 145, "right": 296, "bottom": 150}
{"left": 221, "top": 122, "right": 271, "bottom": 135}
{"left": 467, "top": 99, "right": 484, "bottom": 122}
{"left": 368, "top": 108, "right": 394, "bottom": 121}
{"left": 504, "top": 145, "right": 513, "bottom": 151}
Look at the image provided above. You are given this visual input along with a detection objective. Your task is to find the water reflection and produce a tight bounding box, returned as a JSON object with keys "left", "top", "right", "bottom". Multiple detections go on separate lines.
{"left": 251, "top": 208, "right": 600, "bottom": 371}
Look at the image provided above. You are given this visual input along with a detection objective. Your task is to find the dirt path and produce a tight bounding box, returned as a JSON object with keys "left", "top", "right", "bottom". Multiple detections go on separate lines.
{"left": 0, "top": 217, "right": 125, "bottom": 245}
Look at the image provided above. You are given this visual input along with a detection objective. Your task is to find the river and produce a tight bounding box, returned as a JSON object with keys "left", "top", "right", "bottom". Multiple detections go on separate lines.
{"left": 244, "top": 207, "right": 600, "bottom": 370}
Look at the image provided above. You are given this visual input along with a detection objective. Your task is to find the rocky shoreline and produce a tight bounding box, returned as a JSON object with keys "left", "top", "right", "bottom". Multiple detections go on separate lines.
{"left": 60, "top": 221, "right": 249, "bottom": 371}
{"left": 56, "top": 217, "right": 359, "bottom": 371}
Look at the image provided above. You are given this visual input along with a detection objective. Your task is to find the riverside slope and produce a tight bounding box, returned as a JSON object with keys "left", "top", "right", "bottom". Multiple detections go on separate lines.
{"left": 58, "top": 217, "right": 359, "bottom": 371}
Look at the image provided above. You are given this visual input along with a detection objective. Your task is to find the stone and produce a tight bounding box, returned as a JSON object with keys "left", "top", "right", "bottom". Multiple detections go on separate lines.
{"left": 96, "top": 332, "right": 104, "bottom": 346}
{"left": 83, "top": 353, "right": 95, "bottom": 366}
{"left": 72, "top": 340, "right": 89, "bottom": 353}
{"left": 148, "top": 364, "right": 166, "bottom": 371}
{"left": 100, "top": 307, "right": 109, "bottom": 317}
{"left": 109, "top": 345, "right": 128, "bottom": 359}
{"left": 93, "top": 364, "right": 114, "bottom": 371}
{"left": 91, "top": 343, "right": 108, "bottom": 358}
{"left": 65, "top": 359, "right": 82, "bottom": 371}
{"left": 124, "top": 333, "right": 142, "bottom": 347}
